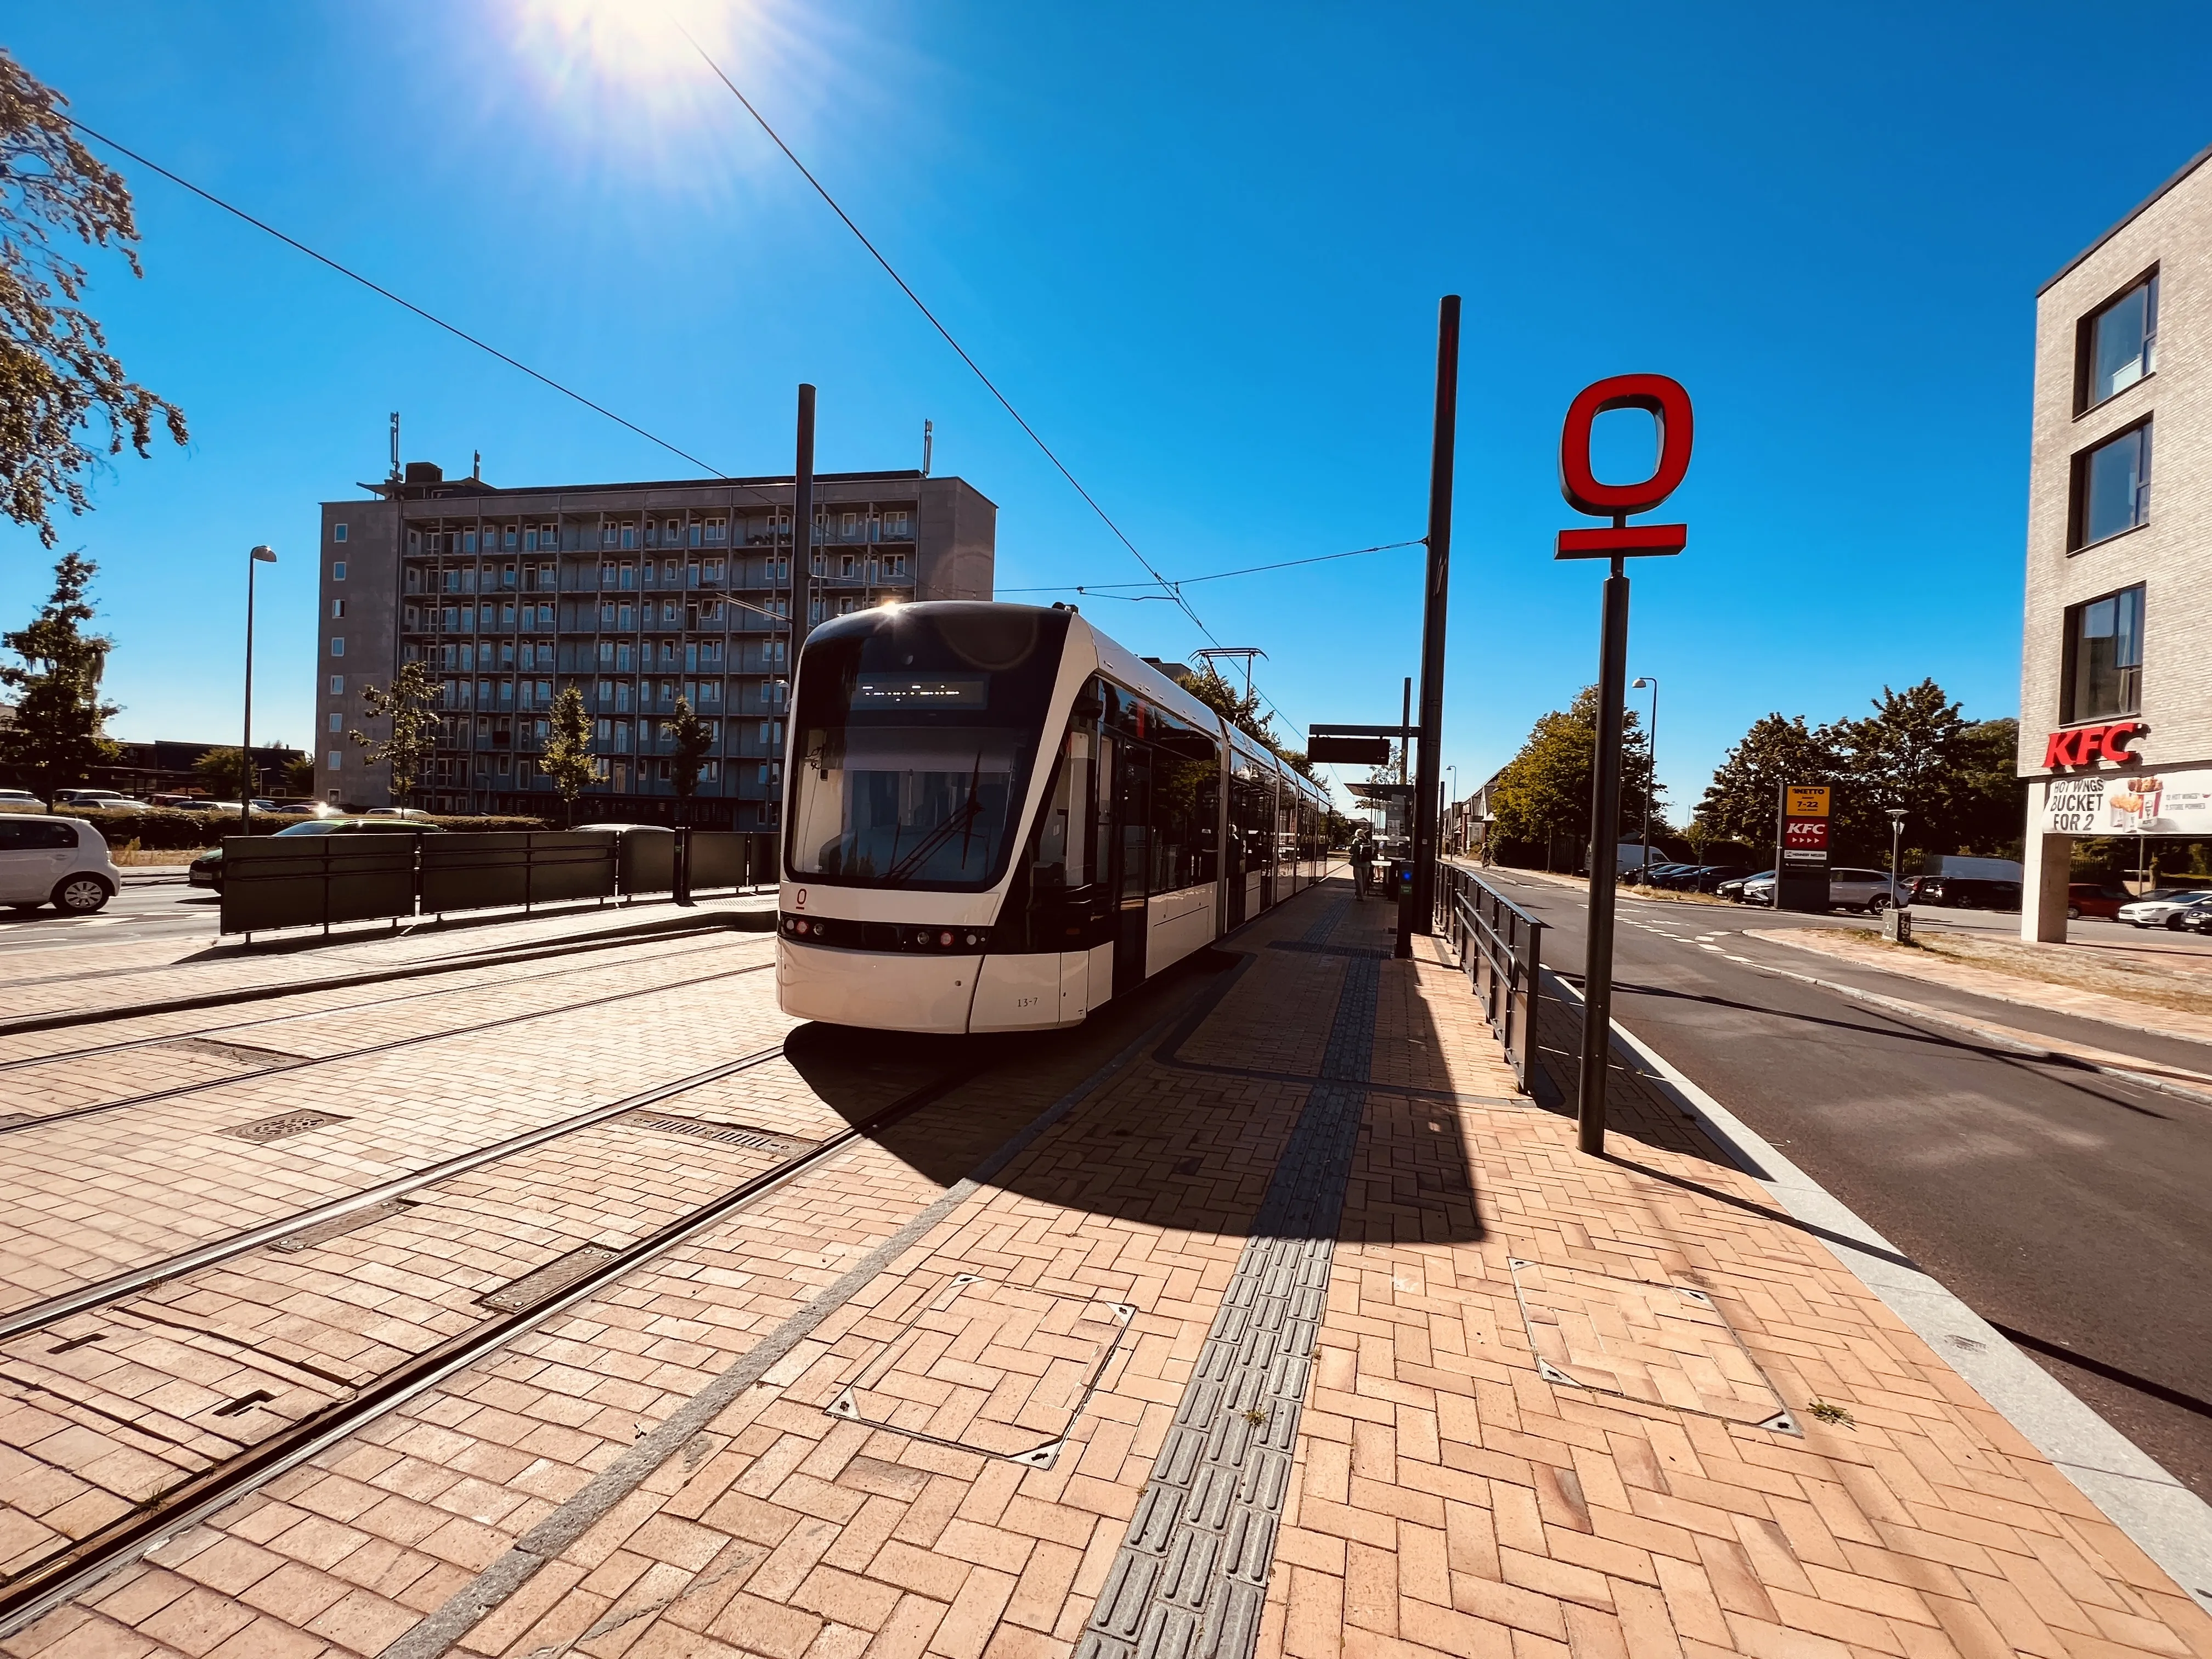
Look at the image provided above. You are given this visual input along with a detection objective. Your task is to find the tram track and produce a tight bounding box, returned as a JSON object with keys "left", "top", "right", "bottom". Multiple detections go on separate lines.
{"left": 0, "top": 953, "right": 776, "bottom": 1135}
{"left": 0, "top": 930, "right": 765, "bottom": 1076}
{"left": 0, "top": 910, "right": 768, "bottom": 1040}
{"left": 0, "top": 1047, "right": 987, "bottom": 1637}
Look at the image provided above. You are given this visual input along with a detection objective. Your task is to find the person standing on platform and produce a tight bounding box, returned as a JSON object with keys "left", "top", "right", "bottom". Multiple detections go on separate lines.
{"left": 1350, "top": 825, "right": 1376, "bottom": 900}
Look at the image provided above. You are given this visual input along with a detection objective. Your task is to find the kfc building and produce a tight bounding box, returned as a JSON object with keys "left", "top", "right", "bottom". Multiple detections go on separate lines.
{"left": 2019, "top": 143, "right": 2212, "bottom": 941}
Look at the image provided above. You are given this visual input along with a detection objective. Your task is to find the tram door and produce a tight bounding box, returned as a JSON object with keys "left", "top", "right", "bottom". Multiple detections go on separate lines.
{"left": 1110, "top": 738, "right": 1152, "bottom": 995}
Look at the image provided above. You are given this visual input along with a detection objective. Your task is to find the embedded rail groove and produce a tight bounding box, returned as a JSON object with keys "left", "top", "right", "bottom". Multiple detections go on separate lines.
{"left": 0, "top": 910, "right": 768, "bottom": 1040}
{"left": 0, "top": 934, "right": 760, "bottom": 1075}
{"left": 0, "top": 958, "right": 775, "bottom": 1135}
{"left": 0, "top": 1058, "right": 988, "bottom": 1635}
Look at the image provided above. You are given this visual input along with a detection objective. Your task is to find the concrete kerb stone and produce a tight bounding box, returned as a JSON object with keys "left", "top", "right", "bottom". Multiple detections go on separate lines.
{"left": 1543, "top": 964, "right": 2212, "bottom": 1614}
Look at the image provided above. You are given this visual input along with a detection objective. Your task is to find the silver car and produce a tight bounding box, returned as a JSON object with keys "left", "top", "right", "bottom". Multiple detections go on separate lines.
{"left": 2118, "top": 890, "right": 2212, "bottom": 929}
{"left": 1739, "top": 868, "right": 1900, "bottom": 911}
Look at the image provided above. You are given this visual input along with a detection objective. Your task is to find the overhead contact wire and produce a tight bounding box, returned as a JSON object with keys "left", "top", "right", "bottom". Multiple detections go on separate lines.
{"left": 64, "top": 117, "right": 732, "bottom": 481}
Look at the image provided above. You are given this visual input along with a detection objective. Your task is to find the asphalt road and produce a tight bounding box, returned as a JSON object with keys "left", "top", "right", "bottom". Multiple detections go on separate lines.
{"left": 0, "top": 878, "right": 219, "bottom": 954}
{"left": 1480, "top": 869, "right": 2212, "bottom": 1502}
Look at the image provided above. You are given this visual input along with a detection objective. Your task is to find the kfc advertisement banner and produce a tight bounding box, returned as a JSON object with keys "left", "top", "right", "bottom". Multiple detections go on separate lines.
{"left": 2043, "top": 766, "right": 2212, "bottom": 836}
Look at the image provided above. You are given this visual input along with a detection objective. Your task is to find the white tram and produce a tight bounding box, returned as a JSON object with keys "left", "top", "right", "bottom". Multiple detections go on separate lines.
{"left": 775, "top": 602, "right": 1334, "bottom": 1032}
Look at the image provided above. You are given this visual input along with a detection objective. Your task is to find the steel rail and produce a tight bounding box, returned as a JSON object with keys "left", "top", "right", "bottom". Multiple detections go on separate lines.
{"left": 0, "top": 933, "right": 759, "bottom": 1074}
{"left": 0, "top": 1057, "right": 986, "bottom": 1635}
{"left": 0, "top": 961, "right": 773, "bottom": 1136}
{"left": 0, "top": 912, "right": 763, "bottom": 1040}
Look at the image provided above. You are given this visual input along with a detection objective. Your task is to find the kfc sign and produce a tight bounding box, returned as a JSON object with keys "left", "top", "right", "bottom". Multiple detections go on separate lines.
{"left": 1782, "top": 818, "right": 1829, "bottom": 850}
{"left": 2042, "top": 721, "right": 2145, "bottom": 769}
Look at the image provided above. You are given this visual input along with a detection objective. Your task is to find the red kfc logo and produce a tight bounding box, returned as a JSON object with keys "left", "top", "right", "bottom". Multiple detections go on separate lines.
{"left": 2042, "top": 721, "right": 2145, "bottom": 769}
{"left": 1782, "top": 818, "right": 1829, "bottom": 851}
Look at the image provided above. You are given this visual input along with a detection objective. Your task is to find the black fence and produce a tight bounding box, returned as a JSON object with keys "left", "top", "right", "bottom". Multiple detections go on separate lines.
{"left": 1436, "top": 862, "right": 1544, "bottom": 1092}
{"left": 218, "top": 829, "right": 765, "bottom": 937}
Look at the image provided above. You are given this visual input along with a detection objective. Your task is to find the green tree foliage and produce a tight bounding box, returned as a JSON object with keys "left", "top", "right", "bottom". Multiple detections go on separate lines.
{"left": 1695, "top": 683, "right": 2024, "bottom": 865}
{"left": 1487, "top": 686, "right": 1660, "bottom": 869}
{"left": 0, "top": 52, "right": 188, "bottom": 546}
{"left": 538, "top": 684, "right": 597, "bottom": 825}
{"left": 282, "top": 752, "right": 317, "bottom": 796}
{"left": 1692, "top": 714, "right": 1835, "bottom": 850}
{"left": 347, "top": 662, "right": 442, "bottom": 807}
{"left": 661, "top": 695, "right": 713, "bottom": 816}
{"left": 191, "top": 745, "right": 250, "bottom": 799}
{"left": 1183, "top": 659, "right": 1321, "bottom": 782}
{"left": 0, "top": 549, "right": 117, "bottom": 804}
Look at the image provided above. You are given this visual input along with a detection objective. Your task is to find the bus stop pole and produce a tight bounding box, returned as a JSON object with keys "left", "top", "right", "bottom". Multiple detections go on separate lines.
{"left": 1576, "top": 555, "right": 1631, "bottom": 1154}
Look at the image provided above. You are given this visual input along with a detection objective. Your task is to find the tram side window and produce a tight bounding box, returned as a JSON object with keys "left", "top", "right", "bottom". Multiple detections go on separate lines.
{"left": 1146, "top": 731, "right": 1218, "bottom": 893}
{"left": 1231, "top": 766, "right": 1273, "bottom": 879}
{"left": 1029, "top": 729, "right": 1097, "bottom": 891}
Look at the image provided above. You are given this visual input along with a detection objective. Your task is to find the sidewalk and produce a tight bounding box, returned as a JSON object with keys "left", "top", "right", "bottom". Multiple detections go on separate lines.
{"left": 13, "top": 879, "right": 2210, "bottom": 1659}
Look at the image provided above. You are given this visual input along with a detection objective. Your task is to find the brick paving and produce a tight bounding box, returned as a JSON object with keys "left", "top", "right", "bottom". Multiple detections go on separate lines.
{"left": 3, "top": 879, "right": 2209, "bottom": 1659}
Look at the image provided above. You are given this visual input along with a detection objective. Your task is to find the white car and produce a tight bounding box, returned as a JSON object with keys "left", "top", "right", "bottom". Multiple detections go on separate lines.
{"left": 54, "top": 790, "right": 140, "bottom": 810}
{"left": 0, "top": 815, "right": 120, "bottom": 915}
{"left": 2117, "top": 890, "right": 2212, "bottom": 929}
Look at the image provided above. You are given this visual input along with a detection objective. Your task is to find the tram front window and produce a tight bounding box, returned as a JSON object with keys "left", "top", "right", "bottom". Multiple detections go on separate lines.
{"left": 787, "top": 605, "right": 1070, "bottom": 891}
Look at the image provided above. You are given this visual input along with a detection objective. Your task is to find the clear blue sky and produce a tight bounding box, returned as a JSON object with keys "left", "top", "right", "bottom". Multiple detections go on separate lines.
{"left": 5, "top": 3, "right": 2210, "bottom": 819}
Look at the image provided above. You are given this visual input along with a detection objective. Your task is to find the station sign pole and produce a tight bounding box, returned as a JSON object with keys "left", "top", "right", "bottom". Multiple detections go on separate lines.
{"left": 1553, "top": 376, "right": 1694, "bottom": 1156}
{"left": 1408, "top": 297, "right": 1461, "bottom": 950}
{"left": 1775, "top": 783, "right": 1832, "bottom": 911}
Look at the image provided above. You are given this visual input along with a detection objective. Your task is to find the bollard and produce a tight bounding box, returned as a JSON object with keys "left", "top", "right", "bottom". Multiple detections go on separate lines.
{"left": 1882, "top": 906, "right": 1912, "bottom": 945}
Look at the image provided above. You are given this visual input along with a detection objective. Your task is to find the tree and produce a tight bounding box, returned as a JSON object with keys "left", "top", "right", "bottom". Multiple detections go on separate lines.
{"left": 662, "top": 696, "right": 712, "bottom": 821}
{"left": 538, "top": 684, "right": 596, "bottom": 826}
{"left": 1182, "top": 662, "right": 1275, "bottom": 748}
{"left": 347, "top": 661, "right": 441, "bottom": 808}
{"left": 282, "top": 752, "right": 317, "bottom": 796}
{"left": 192, "top": 745, "right": 250, "bottom": 799}
{"left": 0, "top": 549, "right": 117, "bottom": 805}
{"left": 1486, "top": 687, "right": 1659, "bottom": 870}
{"left": 1693, "top": 714, "right": 1837, "bottom": 852}
{"left": 0, "top": 52, "right": 188, "bottom": 547}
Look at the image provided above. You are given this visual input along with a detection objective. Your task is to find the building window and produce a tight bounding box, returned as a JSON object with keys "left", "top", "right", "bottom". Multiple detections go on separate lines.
{"left": 331, "top": 598, "right": 346, "bottom": 619}
{"left": 330, "top": 637, "right": 346, "bottom": 657}
{"left": 2069, "top": 421, "right": 2151, "bottom": 550}
{"left": 329, "top": 712, "right": 343, "bottom": 733}
{"left": 2062, "top": 584, "right": 2144, "bottom": 724}
{"left": 333, "top": 523, "right": 349, "bottom": 544}
{"left": 327, "top": 750, "right": 343, "bottom": 770}
{"left": 330, "top": 675, "right": 344, "bottom": 695}
{"left": 2078, "top": 273, "right": 2157, "bottom": 413}
{"left": 332, "top": 560, "right": 347, "bottom": 582}
{"left": 882, "top": 553, "right": 908, "bottom": 579}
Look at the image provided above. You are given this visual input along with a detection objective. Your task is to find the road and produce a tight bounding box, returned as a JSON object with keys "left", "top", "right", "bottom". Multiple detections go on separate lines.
{"left": 1480, "top": 868, "right": 2212, "bottom": 1501}
{"left": 0, "top": 878, "right": 218, "bottom": 954}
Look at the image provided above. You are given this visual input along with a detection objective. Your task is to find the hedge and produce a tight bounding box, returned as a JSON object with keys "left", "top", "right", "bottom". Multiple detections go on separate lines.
{"left": 0, "top": 806, "right": 552, "bottom": 851}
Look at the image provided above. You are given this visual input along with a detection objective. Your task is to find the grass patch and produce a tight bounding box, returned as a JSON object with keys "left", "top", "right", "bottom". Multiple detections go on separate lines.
{"left": 1826, "top": 925, "right": 2212, "bottom": 1018}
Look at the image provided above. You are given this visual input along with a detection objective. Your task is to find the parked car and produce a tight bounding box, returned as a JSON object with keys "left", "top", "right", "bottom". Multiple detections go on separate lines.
{"left": 1679, "top": 865, "right": 1753, "bottom": 894}
{"left": 0, "top": 788, "right": 38, "bottom": 809}
{"left": 180, "top": 800, "right": 247, "bottom": 814}
{"left": 0, "top": 814, "right": 120, "bottom": 914}
{"left": 188, "top": 817, "right": 448, "bottom": 892}
{"left": 365, "top": 806, "right": 437, "bottom": 820}
{"left": 2065, "top": 883, "right": 2132, "bottom": 920}
{"left": 2180, "top": 904, "right": 2212, "bottom": 936}
{"left": 53, "top": 789, "right": 141, "bottom": 809}
{"left": 1717, "top": 870, "right": 1772, "bottom": 901}
{"left": 1908, "top": 875, "right": 2023, "bottom": 912}
{"left": 2116, "top": 890, "right": 2212, "bottom": 930}
{"left": 259, "top": 799, "right": 339, "bottom": 817}
{"left": 574, "top": 823, "right": 675, "bottom": 834}
{"left": 1739, "top": 873, "right": 1778, "bottom": 906}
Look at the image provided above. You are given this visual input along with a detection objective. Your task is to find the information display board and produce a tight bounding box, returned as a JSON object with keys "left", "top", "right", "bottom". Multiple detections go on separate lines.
{"left": 1774, "top": 782, "right": 1831, "bottom": 912}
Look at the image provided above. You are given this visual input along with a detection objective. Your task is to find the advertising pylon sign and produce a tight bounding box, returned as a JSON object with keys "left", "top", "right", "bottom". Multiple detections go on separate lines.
{"left": 1775, "top": 783, "right": 1831, "bottom": 912}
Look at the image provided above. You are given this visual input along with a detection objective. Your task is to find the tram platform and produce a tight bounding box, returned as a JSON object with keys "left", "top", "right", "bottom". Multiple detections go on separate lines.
{"left": 21, "top": 877, "right": 2211, "bottom": 1659}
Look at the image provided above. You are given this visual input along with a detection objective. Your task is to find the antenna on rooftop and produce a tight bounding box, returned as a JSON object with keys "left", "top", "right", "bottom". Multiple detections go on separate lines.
{"left": 922, "top": 420, "right": 933, "bottom": 478}
{"left": 472, "top": 449, "right": 482, "bottom": 482}
{"left": 387, "top": 412, "right": 400, "bottom": 482}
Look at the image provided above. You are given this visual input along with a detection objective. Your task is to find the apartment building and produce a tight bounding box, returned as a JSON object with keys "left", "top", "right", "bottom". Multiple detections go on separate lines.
{"left": 317, "top": 464, "right": 995, "bottom": 830}
{"left": 2019, "top": 144, "right": 2212, "bottom": 939}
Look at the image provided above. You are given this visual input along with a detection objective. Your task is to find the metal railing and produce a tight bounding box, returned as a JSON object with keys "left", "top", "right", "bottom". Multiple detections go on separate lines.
{"left": 1436, "top": 861, "right": 1543, "bottom": 1092}
{"left": 218, "top": 828, "right": 763, "bottom": 938}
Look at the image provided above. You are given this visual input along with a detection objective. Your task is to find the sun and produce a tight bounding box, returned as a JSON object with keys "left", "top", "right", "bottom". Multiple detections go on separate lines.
{"left": 511, "top": 0, "right": 714, "bottom": 89}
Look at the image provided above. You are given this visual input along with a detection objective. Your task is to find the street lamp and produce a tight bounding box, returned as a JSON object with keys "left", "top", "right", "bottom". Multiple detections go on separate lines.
{"left": 1631, "top": 676, "right": 1659, "bottom": 884}
{"left": 1886, "top": 808, "right": 1906, "bottom": 910}
{"left": 242, "top": 545, "right": 277, "bottom": 838}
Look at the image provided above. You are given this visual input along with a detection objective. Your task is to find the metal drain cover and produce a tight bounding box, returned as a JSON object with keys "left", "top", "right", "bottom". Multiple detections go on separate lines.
{"left": 1508, "top": 1259, "right": 1798, "bottom": 1434}
{"left": 218, "top": 1109, "right": 351, "bottom": 1143}
{"left": 477, "top": 1245, "right": 623, "bottom": 1313}
{"left": 270, "top": 1199, "right": 416, "bottom": 1253}
{"left": 621, "top": 1113, "right": 815, "bottom": 1156}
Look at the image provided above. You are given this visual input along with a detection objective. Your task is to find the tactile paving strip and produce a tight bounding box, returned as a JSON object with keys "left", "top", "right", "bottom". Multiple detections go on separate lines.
{"left": 1077, "top": 939, "right": 1377, "bottom": 1659}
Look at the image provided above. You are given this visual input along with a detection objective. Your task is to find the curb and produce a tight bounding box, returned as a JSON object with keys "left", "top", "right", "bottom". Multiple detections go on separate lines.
{"left": 1544, "top": 967, "right": 2212, "bottom": 1614}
